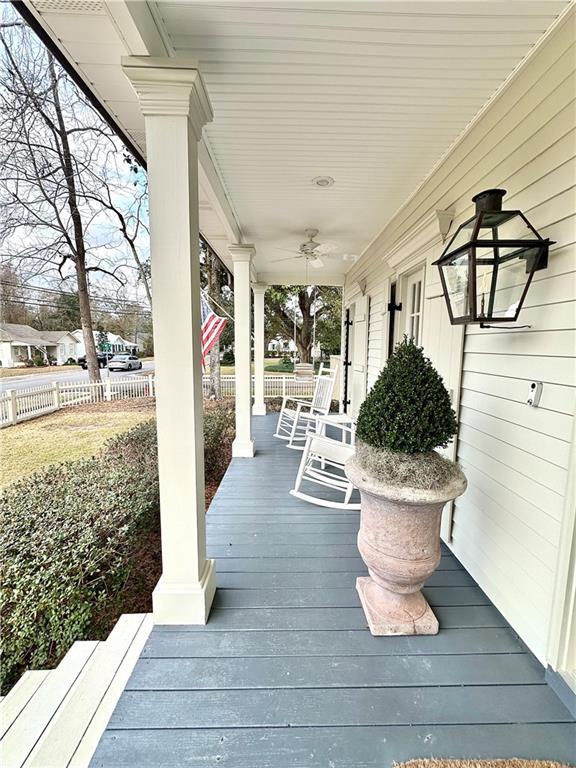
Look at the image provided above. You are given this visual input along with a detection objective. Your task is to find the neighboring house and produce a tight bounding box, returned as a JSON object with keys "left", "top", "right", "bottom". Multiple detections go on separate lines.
{"left": 267, "top": 337, "right": 295, "bottom": 355}
{"left": 72, "top": 330, "right": 142, "bottom": 357}
{"left": 0, "top": 323, "right": 78, "bottom": 367}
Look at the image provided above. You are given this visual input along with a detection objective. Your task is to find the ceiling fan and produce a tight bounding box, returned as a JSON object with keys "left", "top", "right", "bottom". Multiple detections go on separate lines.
{"left": 271, "top": 229, "right": 357, "bottom": 270}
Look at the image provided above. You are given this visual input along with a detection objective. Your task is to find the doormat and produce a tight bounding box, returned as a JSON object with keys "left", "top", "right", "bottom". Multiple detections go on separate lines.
{"left": 396, "top": 761, "right": 573, "bottom": 768}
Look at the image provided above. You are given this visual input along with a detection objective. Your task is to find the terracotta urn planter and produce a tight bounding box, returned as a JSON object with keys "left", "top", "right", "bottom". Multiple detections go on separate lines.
{"left": 345, "top": 455, "right": 466, "bottom": 636}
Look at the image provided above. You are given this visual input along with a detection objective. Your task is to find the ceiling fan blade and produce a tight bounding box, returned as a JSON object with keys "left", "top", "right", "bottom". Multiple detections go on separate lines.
{"left": 270, "top": 255, "right": 299, "bottom": 264}
{"left": 273, "top": 247, "right": 302, "bottom": 256}
{"left": 314, "top": 241, "right": 339, "bottom": 255}
{"left": 310, "top": 258, "right": 324, "bottom": 269}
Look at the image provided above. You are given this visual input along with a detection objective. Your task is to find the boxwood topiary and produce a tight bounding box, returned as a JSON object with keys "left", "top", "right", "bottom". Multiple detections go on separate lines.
{"left": 355, "top": 337, "right": 458, "bottom": 455}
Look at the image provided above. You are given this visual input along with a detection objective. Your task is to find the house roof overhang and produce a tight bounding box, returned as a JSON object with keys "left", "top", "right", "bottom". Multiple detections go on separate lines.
{"left": 17, "top": 0, "right": 572, "bottom": 287}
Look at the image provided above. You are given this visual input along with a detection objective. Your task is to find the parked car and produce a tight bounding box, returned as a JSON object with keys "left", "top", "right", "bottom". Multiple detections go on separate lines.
{"left": 107, "top": 354, "right": 142, "bottom": 372}
{"left": 78, "top": 353, "right": 114, "bottom": 370}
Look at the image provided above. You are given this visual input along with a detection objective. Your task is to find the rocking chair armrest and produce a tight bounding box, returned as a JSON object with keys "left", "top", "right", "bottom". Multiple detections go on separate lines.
{"left": 281, "top": 395, "right": 313, "bottom": 408}
{"left": 291, "top": 398, "right": 315, "bottom": 408}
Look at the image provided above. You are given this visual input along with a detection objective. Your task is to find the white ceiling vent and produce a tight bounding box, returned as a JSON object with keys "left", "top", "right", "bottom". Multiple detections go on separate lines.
{"left": 34, "top": 0, "right": 105, "bottom": 14}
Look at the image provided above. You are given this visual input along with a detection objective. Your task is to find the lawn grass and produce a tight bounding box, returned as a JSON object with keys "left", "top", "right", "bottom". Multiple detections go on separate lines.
{"left": 215, "top": 358, "right": 295, "bottom": 376}
{"left": 0, "top": 399, "right": 156, "bottom": 487}
{"left": 0, "top": 365, "right": 83, "bottom": 379}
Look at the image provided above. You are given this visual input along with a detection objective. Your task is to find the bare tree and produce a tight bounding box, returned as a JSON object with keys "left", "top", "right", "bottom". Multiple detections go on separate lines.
{"left": 0, "top": 9, "right": 150, "bottom": 379}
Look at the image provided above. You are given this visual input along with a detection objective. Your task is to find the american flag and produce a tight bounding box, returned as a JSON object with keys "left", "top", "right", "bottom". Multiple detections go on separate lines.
{"left": 201, "top": 293, "right": 228, "bottom": 370}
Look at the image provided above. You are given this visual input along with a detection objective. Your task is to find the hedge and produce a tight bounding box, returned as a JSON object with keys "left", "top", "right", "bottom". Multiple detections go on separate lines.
{"left": 0, "top": 405, "right": 235, "bottom": 693}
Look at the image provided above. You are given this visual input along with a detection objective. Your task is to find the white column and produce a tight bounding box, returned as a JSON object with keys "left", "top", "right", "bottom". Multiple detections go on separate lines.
{"left": 229, "top": 244, "right": 255, "bottom": 457}
{"left": 123, "top": 56, "right": 216, "bottom": 624}
{"left": 252, "top": 283, "right": 267, "bottom": 416}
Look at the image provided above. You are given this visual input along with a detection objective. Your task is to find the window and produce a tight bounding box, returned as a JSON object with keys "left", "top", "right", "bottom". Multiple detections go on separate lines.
{"left": 404, "top": 269, "right": 424, "bottom": 346}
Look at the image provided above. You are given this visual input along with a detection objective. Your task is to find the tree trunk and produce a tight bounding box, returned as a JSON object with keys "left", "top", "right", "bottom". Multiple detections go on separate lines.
{"left": 77, "top": 262, "right": 100, "bottom": 380}
{"left": 209, "top": 342, "right": 221, "bottom": 399}
{"left": 48, "top": 54, "right": 100, "bottom": 382}
{"left": 297, "top": 341, "right": 311, "bottom": 363}
{"left": 207, "top": 247, "right": 221, "bottom": 399}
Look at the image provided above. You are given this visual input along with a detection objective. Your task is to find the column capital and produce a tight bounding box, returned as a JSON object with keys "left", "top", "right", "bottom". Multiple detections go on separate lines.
{"left": 251, "top": 282, "right": 267, "bottom": 295}
{"left": 228, "top": 243, "right": 256, "bottom": 263}
{"left": 122, "top": 56, "right": 213, "bottom": 140}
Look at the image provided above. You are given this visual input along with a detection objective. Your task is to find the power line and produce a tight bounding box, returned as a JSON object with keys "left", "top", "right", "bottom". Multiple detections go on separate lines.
{"left": 0, "top": 282, "right": 151, "bottom": 313}
{"left": 0, "top": 280, "right": 150, "bottom": 307}
{"left": 2, "top": 297, "right": 152, "bottom": 317}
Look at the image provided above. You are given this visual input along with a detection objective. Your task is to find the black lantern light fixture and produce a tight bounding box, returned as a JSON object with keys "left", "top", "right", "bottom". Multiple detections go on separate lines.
{"left": 433, "top": 189, "right": 554, "bottom": 326}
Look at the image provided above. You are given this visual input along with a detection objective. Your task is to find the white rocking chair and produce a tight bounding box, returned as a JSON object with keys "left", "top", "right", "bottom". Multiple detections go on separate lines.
{"left": 274, "top": 366, "right": 336, "bottom": 449}
{"left": 289, "top": 429, "right": 359, "bottom": 510}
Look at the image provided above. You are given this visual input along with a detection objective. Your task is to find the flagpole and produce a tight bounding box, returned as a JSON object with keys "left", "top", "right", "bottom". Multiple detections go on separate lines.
{"left": 201, "top": 288, "right": 234, "bottom": 322}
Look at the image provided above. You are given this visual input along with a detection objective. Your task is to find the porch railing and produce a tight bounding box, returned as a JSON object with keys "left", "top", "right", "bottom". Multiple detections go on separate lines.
{"left": 0, "top": 374, "right": 315, "bottom": 427}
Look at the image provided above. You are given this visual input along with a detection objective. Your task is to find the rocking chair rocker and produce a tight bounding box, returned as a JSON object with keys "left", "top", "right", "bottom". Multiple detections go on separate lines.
{"left": 289, "top": 426, "right": 359, "bottom": 510}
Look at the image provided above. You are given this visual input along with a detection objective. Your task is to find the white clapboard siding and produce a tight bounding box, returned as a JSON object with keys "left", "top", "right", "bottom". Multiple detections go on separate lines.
{"left": 343, "top": 10, "right": 575, "bottom": 663}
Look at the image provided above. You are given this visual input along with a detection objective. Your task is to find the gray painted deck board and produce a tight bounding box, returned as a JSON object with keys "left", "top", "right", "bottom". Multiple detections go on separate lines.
{"left": 108, "top": 686, "right": 572, "bottom": 729}
{"left": 90, "top": 724, "right": 576, "bottom": 768}
{"left": 91, "top": 414, "right": 575, "bottom": 767}
{"left": 215, "top": 555, "right": 462, "bottom": 571}
{"left": 128, "top": 653, "right": 545, "bottom": 690}
{"left": 215, "top": 569, "right": 475, "bottom": 588}
{"left": 149, "top": 605, "right": 508, "bottom": 631}
{"left": 212, "top": 586, "right": 490, "bottom": 608}
{"left": 141, "top": 627, "right": 526, "bottom": 657}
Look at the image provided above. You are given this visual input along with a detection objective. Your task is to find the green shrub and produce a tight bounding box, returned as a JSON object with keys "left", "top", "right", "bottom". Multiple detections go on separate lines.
{"left": 204, "top": 404, "right": 235, "bottom": 482}
{"left": 221, "top": 350, "right": 234, "bottom": 365}
{"left": 355, "top": 337, "right": 457, "bottom": 454}
{"left": 0, "top": 420, "right": 159, "bottom": 693}
{"left": 0, "top": 406, "right": 237, "bottom": 692}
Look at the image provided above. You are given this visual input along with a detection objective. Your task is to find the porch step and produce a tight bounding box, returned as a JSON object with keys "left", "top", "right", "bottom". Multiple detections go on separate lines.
{"left": 0, "top": 671, "right": 50, "bottom": 740}
{"left": 0, "top": 614, "right": 152, "bottom": 768}
{"left": 0, "top": 642, "right": 99, "bottom": 767}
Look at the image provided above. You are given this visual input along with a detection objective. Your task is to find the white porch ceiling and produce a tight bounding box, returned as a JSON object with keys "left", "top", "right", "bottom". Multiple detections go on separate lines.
{"left": 25, "top": 0, "right": 569, "bottom": 285}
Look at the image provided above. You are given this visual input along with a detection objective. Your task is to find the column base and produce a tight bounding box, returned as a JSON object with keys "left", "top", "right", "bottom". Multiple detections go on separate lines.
{"left": 152, "top": 558, "right": 216, "bottom": 625}
{"left": 356, "top": 576, "right": 439, "bottom": 636}
{"left": 232, "top": 438, "right": 255, "bottom": 457}
{"left": 252, "top": 403, "right": 267, "bottom": 416}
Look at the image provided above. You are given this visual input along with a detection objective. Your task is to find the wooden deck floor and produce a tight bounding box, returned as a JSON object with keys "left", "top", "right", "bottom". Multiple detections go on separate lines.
{"left": 91, "top": 414, "right": 575, "bottom": 767}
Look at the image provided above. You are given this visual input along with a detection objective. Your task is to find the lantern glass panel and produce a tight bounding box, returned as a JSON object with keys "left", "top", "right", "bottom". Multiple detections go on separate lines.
{"left": 444, "top": 216, "right": 476, "bottom": 255}
{"left": 475, "top": 246, "right": 534, "bottom": 320}
{"left": 476, "top": 210, "right": 535, "bottom": 250}
{"left": 441, "top": 253, "right": 470, "bottom": 320}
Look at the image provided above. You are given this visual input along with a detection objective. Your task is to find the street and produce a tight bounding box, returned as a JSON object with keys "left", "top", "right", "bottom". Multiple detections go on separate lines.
{"left": 0, "top": 360, "right": 155, "bottom": 393}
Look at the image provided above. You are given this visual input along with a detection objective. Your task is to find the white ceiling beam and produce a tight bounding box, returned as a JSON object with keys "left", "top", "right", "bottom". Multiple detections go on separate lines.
{"left": 104, "top": 1, "right": 171, "bottom": 57}
{"left": 105, "top": 3, "right": 242, "bottom": 258}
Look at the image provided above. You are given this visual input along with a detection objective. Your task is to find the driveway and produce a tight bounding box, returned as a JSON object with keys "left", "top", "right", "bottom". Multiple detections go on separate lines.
{"left": 0, "top": 361, "right": 155, "bottom": 393}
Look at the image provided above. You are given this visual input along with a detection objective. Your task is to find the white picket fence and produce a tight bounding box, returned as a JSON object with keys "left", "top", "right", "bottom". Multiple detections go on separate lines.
{"left": 201, "top": 374, "right": 316, "bottom": 400}
{"left": 0, "top": 374, "right": 314, "bottom": 427}
{"left": 0, "top": 375, "right": 155, "bottom": 427}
